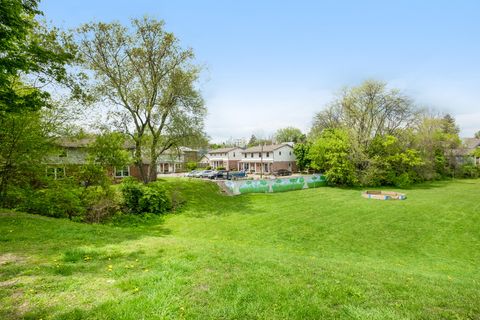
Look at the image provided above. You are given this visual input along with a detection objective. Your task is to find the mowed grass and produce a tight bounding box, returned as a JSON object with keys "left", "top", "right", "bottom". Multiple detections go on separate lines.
{"left": 1, "top": 179, "right": 480, "bottom": 319}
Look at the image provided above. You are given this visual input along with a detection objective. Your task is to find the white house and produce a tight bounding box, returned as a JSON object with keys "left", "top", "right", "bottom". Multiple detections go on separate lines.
{"left": 239, "top": 143, "right": 297, "bottom": 174}
{"left": 207, "top": 147, "right": 244, "bottom": 170}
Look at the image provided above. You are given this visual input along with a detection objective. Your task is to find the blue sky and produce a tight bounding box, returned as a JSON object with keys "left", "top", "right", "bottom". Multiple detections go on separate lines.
{"left": 39, "top": 0, "right": 480, "bottom": 142}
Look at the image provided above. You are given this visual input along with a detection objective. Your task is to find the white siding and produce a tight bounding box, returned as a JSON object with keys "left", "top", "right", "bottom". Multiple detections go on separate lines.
{"left": 273, "top": 145, "right": 296, "bottom": 162}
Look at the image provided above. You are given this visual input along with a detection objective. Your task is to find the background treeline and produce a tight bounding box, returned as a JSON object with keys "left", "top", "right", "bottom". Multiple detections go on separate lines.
{"left": 293, "top": 80, "right": 479, "bottom": 187}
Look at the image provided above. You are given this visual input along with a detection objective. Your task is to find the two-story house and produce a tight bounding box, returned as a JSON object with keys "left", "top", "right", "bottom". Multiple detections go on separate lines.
{"left": 239, "top": 143, "right": 297, "bottom": 174}
{"left": 207, "top": 147, "right": 244, "bottom": 170}
{"left": 156, "top": 147, "right": 199, "bottom": 173}
{"left": 45, "top": 137, "right": 147, "bottom": 180}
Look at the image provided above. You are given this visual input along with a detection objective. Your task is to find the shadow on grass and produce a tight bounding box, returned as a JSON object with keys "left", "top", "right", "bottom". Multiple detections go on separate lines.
{"left": 160, "top": 178, "right": 261, "bottom": 218}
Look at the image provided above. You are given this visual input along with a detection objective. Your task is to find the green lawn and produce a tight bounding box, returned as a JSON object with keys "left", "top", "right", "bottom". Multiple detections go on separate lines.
{"left": 1, "top": 179, "right": 480, "bottom": 319}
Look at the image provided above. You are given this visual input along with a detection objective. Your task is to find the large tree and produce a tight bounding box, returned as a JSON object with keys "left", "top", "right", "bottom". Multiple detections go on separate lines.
{"left": 275, "top": 126, "right": 305, "bottom": 143}
{"left": 311, "top": 80, "right": 420, "bottom": 169}
{"left": 311, "top": 80, "right": 419, "bottom": 145}
{"left": 76, "top": 17, "right": 206, "bottom": 182}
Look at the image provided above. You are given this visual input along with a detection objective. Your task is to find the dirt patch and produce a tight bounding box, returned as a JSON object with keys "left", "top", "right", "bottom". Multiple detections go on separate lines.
{"left": 0, "top": 279, "right": 18, "bottom": 288}
{"left": 0, "top": 253, "right": 24, "bottom": 266}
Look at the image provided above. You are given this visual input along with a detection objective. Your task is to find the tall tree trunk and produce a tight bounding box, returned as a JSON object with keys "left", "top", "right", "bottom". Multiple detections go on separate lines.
{"left": 134, "top": 140, "right": 148, "bottom": 183}
{"left": 148, "top": 136, "right": 159, "bottom": 182}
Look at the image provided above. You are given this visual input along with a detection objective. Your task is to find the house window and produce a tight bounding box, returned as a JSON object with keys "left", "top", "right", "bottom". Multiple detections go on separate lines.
{"left": 47, "top": 167, "right": 65, "bottom": 180}
{"left": 259, "top": 153, "right": 261, "bottom": 158}
{"left": 266, "top": 152, "right": 269, "bottom": 157}
{"left": 115, "top": 166, "right": 130, "bottom": 177}
{"left": 251, "top": 153, "right": 254, "bottom": 158}
{"left": 289, "top": 151, "right": 292, "bottom": 155}
{"left": 279, "top": 151, "right": 282, "bottom": 156}
{"left": 244, "top": 153, "right": 247, "bottom": 158}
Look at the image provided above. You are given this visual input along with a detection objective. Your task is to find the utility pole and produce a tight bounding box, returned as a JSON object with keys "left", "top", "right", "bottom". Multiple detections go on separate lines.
{"left": 260, "top": 143, "right": 264, "bottom": 179}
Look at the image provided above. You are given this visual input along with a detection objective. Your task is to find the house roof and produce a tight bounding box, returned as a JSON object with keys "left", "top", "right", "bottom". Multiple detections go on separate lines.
{"left": 56, "top": 137, "right": 95, "bottom": 148}
{"left": 242, "top": 143, "right": 293, "bottom": 153}
{"left": 463, "top": 138, "right": 480, "bottom": 149}
{"left": 208, "top": 147, "right": 242, "bottom": 154}
{"left": 199, "top": 154, "right": 210, "bottom": 161}
{"left": 55, "top": 137, "right": 136, "bottom": 149}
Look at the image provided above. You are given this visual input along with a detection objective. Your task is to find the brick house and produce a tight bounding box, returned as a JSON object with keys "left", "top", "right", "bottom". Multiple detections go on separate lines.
{"left": 156, "top": 147, "right": 199, "bottom": 173}
{"left": 46, "top": 138, "right": 146, "bottom": 181}
{"left": 207, "top": 147, "right": 244, "bottom": 170}
{"left": 239, "top": 143, "right": 297, "bottom": 174}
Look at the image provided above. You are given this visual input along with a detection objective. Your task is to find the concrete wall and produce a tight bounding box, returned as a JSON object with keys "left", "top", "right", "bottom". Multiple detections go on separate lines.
{"left": 223, "top": 174, "right": 326, "bottom": 195}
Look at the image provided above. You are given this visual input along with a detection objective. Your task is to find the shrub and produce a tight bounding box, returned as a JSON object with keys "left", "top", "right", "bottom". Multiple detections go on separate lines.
{"left": 77, "top": 163, "right": 110, "bottom": 188}
{"left": 309, "top": 129, "right": 358, "bottom": 186}
{"left": 458, "top": 164, "right": 480, "bottom": 178}
{"left": 121, "top": 177, "right": 144, "bottom": 214}
{"left": 216, "top": 166, "right": 226, "bottom": 171}
{"left": 82, "top": 186, "right": 120, "bottom": 223}
{"left": 186, "top": 162, "right": 197, "bottom": 171}
{"left": 19, "top": 180, "right": 85, "bottom": 220}
{"left": 139, "top": 182, "right": 171, "bottom": 214}
{"left": 120, "top": 178, "right": 172, "bottom": 215}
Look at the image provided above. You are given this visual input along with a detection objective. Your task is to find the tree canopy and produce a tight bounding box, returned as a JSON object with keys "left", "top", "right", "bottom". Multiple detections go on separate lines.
{"left": 275, "top": 127, "right": 305, "bottom": 143}
{"left": 0, "top": 0, "right": 82, "bottom": 113}
{"left": 75, "top": 17, "right": 206, "bottom": 182}
{"left": 304, "top": 80, "right": 469, "bottom": 186}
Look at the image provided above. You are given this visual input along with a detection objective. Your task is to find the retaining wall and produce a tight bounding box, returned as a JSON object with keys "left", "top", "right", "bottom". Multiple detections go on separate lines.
{"left": 223, "top": 174, "right": 327, "bottom": 195}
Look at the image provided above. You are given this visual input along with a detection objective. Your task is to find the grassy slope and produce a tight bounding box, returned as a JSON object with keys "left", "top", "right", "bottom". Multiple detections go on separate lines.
{"left": 1, "top": 179, "right": 479, "bottom": 319}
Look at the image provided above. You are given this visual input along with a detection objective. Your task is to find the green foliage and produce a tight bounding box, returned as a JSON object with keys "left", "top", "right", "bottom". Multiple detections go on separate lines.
{"left": 457, "top": 163, "right": 480, "bottom": 178}
{"left": 139, "top": 182, "right": 171, "bottom": 214}
{"left": 0, "top": 0, "right": 83, "bottom": 113}
{"left": 275, "top": 127, "right": 306, "bottom": 143}
{"left": 216, "top": 166, "right": 226, "bottom": 171}
{"left": 471, "top": 147, "right": 480, "bottom": 158}
{"left": 89, "top": 131, "right": 131, "bottom": 169}
{"left": 363, "top": 135, "right": 423, "bottom": 187}
{"left": 308, "top": 81, "right": 465, "bottom": 185}
{"left": 293, "top": 142, "right": 311, "bottom": 171}
{"left": 0, "top": 111, "right": 53, "bottom": 205}
{"left": 247, "top": 134, "right": 257, "bottom": 147}
{"left": 121, "top": 178, "right": 171, "bottom": 215}
{"left": 77, "top": 163, "right": 110, "bottom": 188}
{"left": 309, "top": 129, "right": 357, "bottom": 186}
{"left": 186, "top": 161, "right": 197, "bottom": 171}
{"left": 81, "top": 186, "right": 120, "bottom": 223}
{"left": 121, "top": 178, "right": 145, "bottom": 214}
{"left": 18, "top": 180, "right": 85, "bottom": 220}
